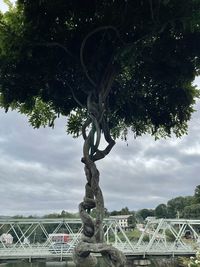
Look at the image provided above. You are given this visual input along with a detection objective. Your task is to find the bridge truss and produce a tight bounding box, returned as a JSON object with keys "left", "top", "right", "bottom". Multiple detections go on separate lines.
{"left": 0, "top": 218, "right": 199, "bottom": 261}
{"left": 0, "top": 217, "right": 131, "bottom": 261}
{"left": 136, "top": 218, "right": 200, "bottom": 257}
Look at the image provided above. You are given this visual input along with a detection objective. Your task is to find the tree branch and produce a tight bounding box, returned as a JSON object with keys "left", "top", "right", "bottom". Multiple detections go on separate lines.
{"left": 149, "top": 0, "right": 155, "bottom": 23}
{"left": 67, "top": 83, "right": 84, "bottom": 108}
{"left": 82, "top": 118, "right": 91, "bottom": 140}
{"left": 80, "top": 25, "right": 126, "bottom": 88}
{"left": 89, "top": 114, "right": 101, "bottom": 155}
{"left": 37, "top": 41, "right": 76, "bottom": 59}
{"left": 92, "top": 118, "right": 116, "bottom": 162}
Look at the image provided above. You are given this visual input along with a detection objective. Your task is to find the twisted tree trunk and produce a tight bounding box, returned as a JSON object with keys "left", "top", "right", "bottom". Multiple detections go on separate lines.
{"left": 73, "top": 93, "right": 126, "bottom": 266}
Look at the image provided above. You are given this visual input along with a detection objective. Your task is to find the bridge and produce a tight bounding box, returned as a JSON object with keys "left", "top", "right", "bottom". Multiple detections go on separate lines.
{"left": 0, "top": 217, "right": 200, "bottom": 261}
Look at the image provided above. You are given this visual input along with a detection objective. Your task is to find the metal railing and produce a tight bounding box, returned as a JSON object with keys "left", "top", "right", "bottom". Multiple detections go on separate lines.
{"left": 0, "top": 218, "right": 200, "bottom": 260}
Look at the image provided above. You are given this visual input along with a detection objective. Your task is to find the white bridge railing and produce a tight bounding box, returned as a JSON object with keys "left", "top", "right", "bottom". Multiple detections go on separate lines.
{"left": 0, "top": 218, "right": 200, "bottom": 260}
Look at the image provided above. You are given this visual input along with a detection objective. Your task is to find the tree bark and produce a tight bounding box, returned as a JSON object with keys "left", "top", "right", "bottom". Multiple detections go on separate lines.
{"left": 73, "top": 93, "right": 126, "bottom": 266}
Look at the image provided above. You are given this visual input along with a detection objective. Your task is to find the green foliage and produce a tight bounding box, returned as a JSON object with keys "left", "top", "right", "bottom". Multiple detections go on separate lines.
{"left": 119, "top": 207, "right": 131, "bottom": 215}
{"left": 183, "top": 204, "right": 200, "bottom": 219}
{"left": 109, "top": 207, "right": 132, "bottom": 216}
{"left": 164, "top": 187, "right": 200, "bottom": 219}
{"left": 90, "top": 208, "right": 109, "bottom": 218}
{"left": 125, "top": 228, "right": 141, "bottom": 241}
{"left": 0, "top": 0, "right": 199, "bottom": 140}
{"left": 194, "top": 185, "right": 200, "bottom": 204}
{"left": 167, "top": 196, "right": 190, "bottom": 218}
{"left": 67, "top": 108, "right": 87, "bottom": 138}
{"left": 180, "top": 251, "right": 200, "bottom": 267}
{"left": 155, "top": 203, "right": 168, "bottom": 218}
{"left": 108, "top": 229, "right": 144, "bottom": 243}
{"left": 136, "top": 209, "right": 155, "bottom": 221}
{"left": 127, "top": 214, "right": 137, "bottom": 229}
{"left": 20, "top": 98, "right": 57, "bottom": 128}
{"left": 43, "top": 210, "right": 79, "bottom": 219}
{"left": 165, "top": 229, "right": 176, "bottom": 242}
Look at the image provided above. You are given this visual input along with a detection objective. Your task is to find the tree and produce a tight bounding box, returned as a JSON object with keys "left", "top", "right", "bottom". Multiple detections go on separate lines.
{"left": 0, "top": 1, "right": 199, "bottom": 266}
{"left": 120, "top": 207, "right": 131, "bottom": 215}
{"left": 184, "top": 196, "right": 194, "bottom": 207}
{"left": 136, "top": 209, "right": 155, "bottom": 221}
{"left": 110, "top": 207, "right": 131, "bottom": 216}
{"left": 109, "top": 210, "right": 119, "bottom": 216}
{"left": 155, "top": 204, "right": 168, "bottom": 218}
{"left": 194, "top": 185, "right": 200, "bottom": 204}
{"left": 167, "top": 196, "right": 194, "bottom": 218}
{"left": 90, "top": 207, "right": 109, "bottom": 218}
{"left": 183, "top": 204, "right": 200, "bottom": 219}
{"left": 167, "top": 196, "right": 189, "bottom": 218}
{"left": 127, "top": 213, "right": 137, "bottom": 230}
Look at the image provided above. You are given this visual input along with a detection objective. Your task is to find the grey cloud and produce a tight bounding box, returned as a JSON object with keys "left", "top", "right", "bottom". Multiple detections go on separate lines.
{"left": 0, "top": 89, "right": 200, "bottom": 215}
{"left": 96, "top": 100, "right": 200, "bottom": 211}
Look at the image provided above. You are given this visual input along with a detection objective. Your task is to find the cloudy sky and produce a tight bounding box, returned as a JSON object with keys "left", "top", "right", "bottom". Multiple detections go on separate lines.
{"left": 0, "top": 1, "right": 200, "bottom": 216}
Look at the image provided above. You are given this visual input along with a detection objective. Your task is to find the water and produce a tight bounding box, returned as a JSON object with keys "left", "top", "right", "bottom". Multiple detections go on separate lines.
{"left": 0, "top": 259, "right": 178, "bottom": 267}
{"left": 1, "top": 262, "right": 74, "bottom": 267}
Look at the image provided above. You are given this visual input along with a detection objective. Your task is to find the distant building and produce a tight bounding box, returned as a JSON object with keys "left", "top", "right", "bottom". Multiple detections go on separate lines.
{"left": 110, "top": 215, "right": 131, "bottom": 229}
{"left": 0, "top": 233, "right": 13, "bottom": 245}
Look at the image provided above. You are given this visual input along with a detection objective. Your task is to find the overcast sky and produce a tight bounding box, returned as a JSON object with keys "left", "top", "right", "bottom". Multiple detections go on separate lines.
{"left": 0, "top": 1, "right": 200, "bottom": 216}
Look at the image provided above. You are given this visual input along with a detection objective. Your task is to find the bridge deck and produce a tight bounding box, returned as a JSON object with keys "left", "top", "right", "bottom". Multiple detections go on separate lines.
{"left": 0, "top": 246, "right": 196, "bottom": 261}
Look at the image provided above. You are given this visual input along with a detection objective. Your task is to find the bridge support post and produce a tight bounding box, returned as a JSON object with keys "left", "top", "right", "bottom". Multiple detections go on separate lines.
{"left": 126, "top": 259, "right": 151, "bottom": 267}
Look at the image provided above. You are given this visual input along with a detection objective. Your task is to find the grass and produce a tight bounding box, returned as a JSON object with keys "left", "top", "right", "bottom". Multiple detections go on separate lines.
{"left": 107, "top": 228, "right": 146, "bottom": 243}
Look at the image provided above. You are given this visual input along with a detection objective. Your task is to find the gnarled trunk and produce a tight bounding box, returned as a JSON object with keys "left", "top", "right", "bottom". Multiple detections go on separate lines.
{"left": 73, "top": 93, "right": 126, "bottom": 266}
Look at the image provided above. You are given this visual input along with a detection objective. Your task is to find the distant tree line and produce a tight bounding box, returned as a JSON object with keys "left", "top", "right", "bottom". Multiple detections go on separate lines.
{"left": 107, "top": 185, "right": 200, "bottom": 222}
{"left": 1, "top": 185, "right": 199, "bottom": 244}
{"left": 108, "top": 185, "right": 200, "bottom": 222}
{"left": 137, "top": 185, "right": 200, "bottom": 221}
{"left": 6, "top": 185, "right": 200, "bottom": 224}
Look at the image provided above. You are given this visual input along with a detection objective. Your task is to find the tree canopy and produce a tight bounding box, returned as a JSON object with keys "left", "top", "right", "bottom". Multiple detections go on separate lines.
{"left": 155, "top": 203, "right": 168, "bottom": 218}
{"left": 0, "top": 0, "right": 200, "bottom": 140}
{"left": 0, "top": 2, "right": 200, "bottom": 265}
